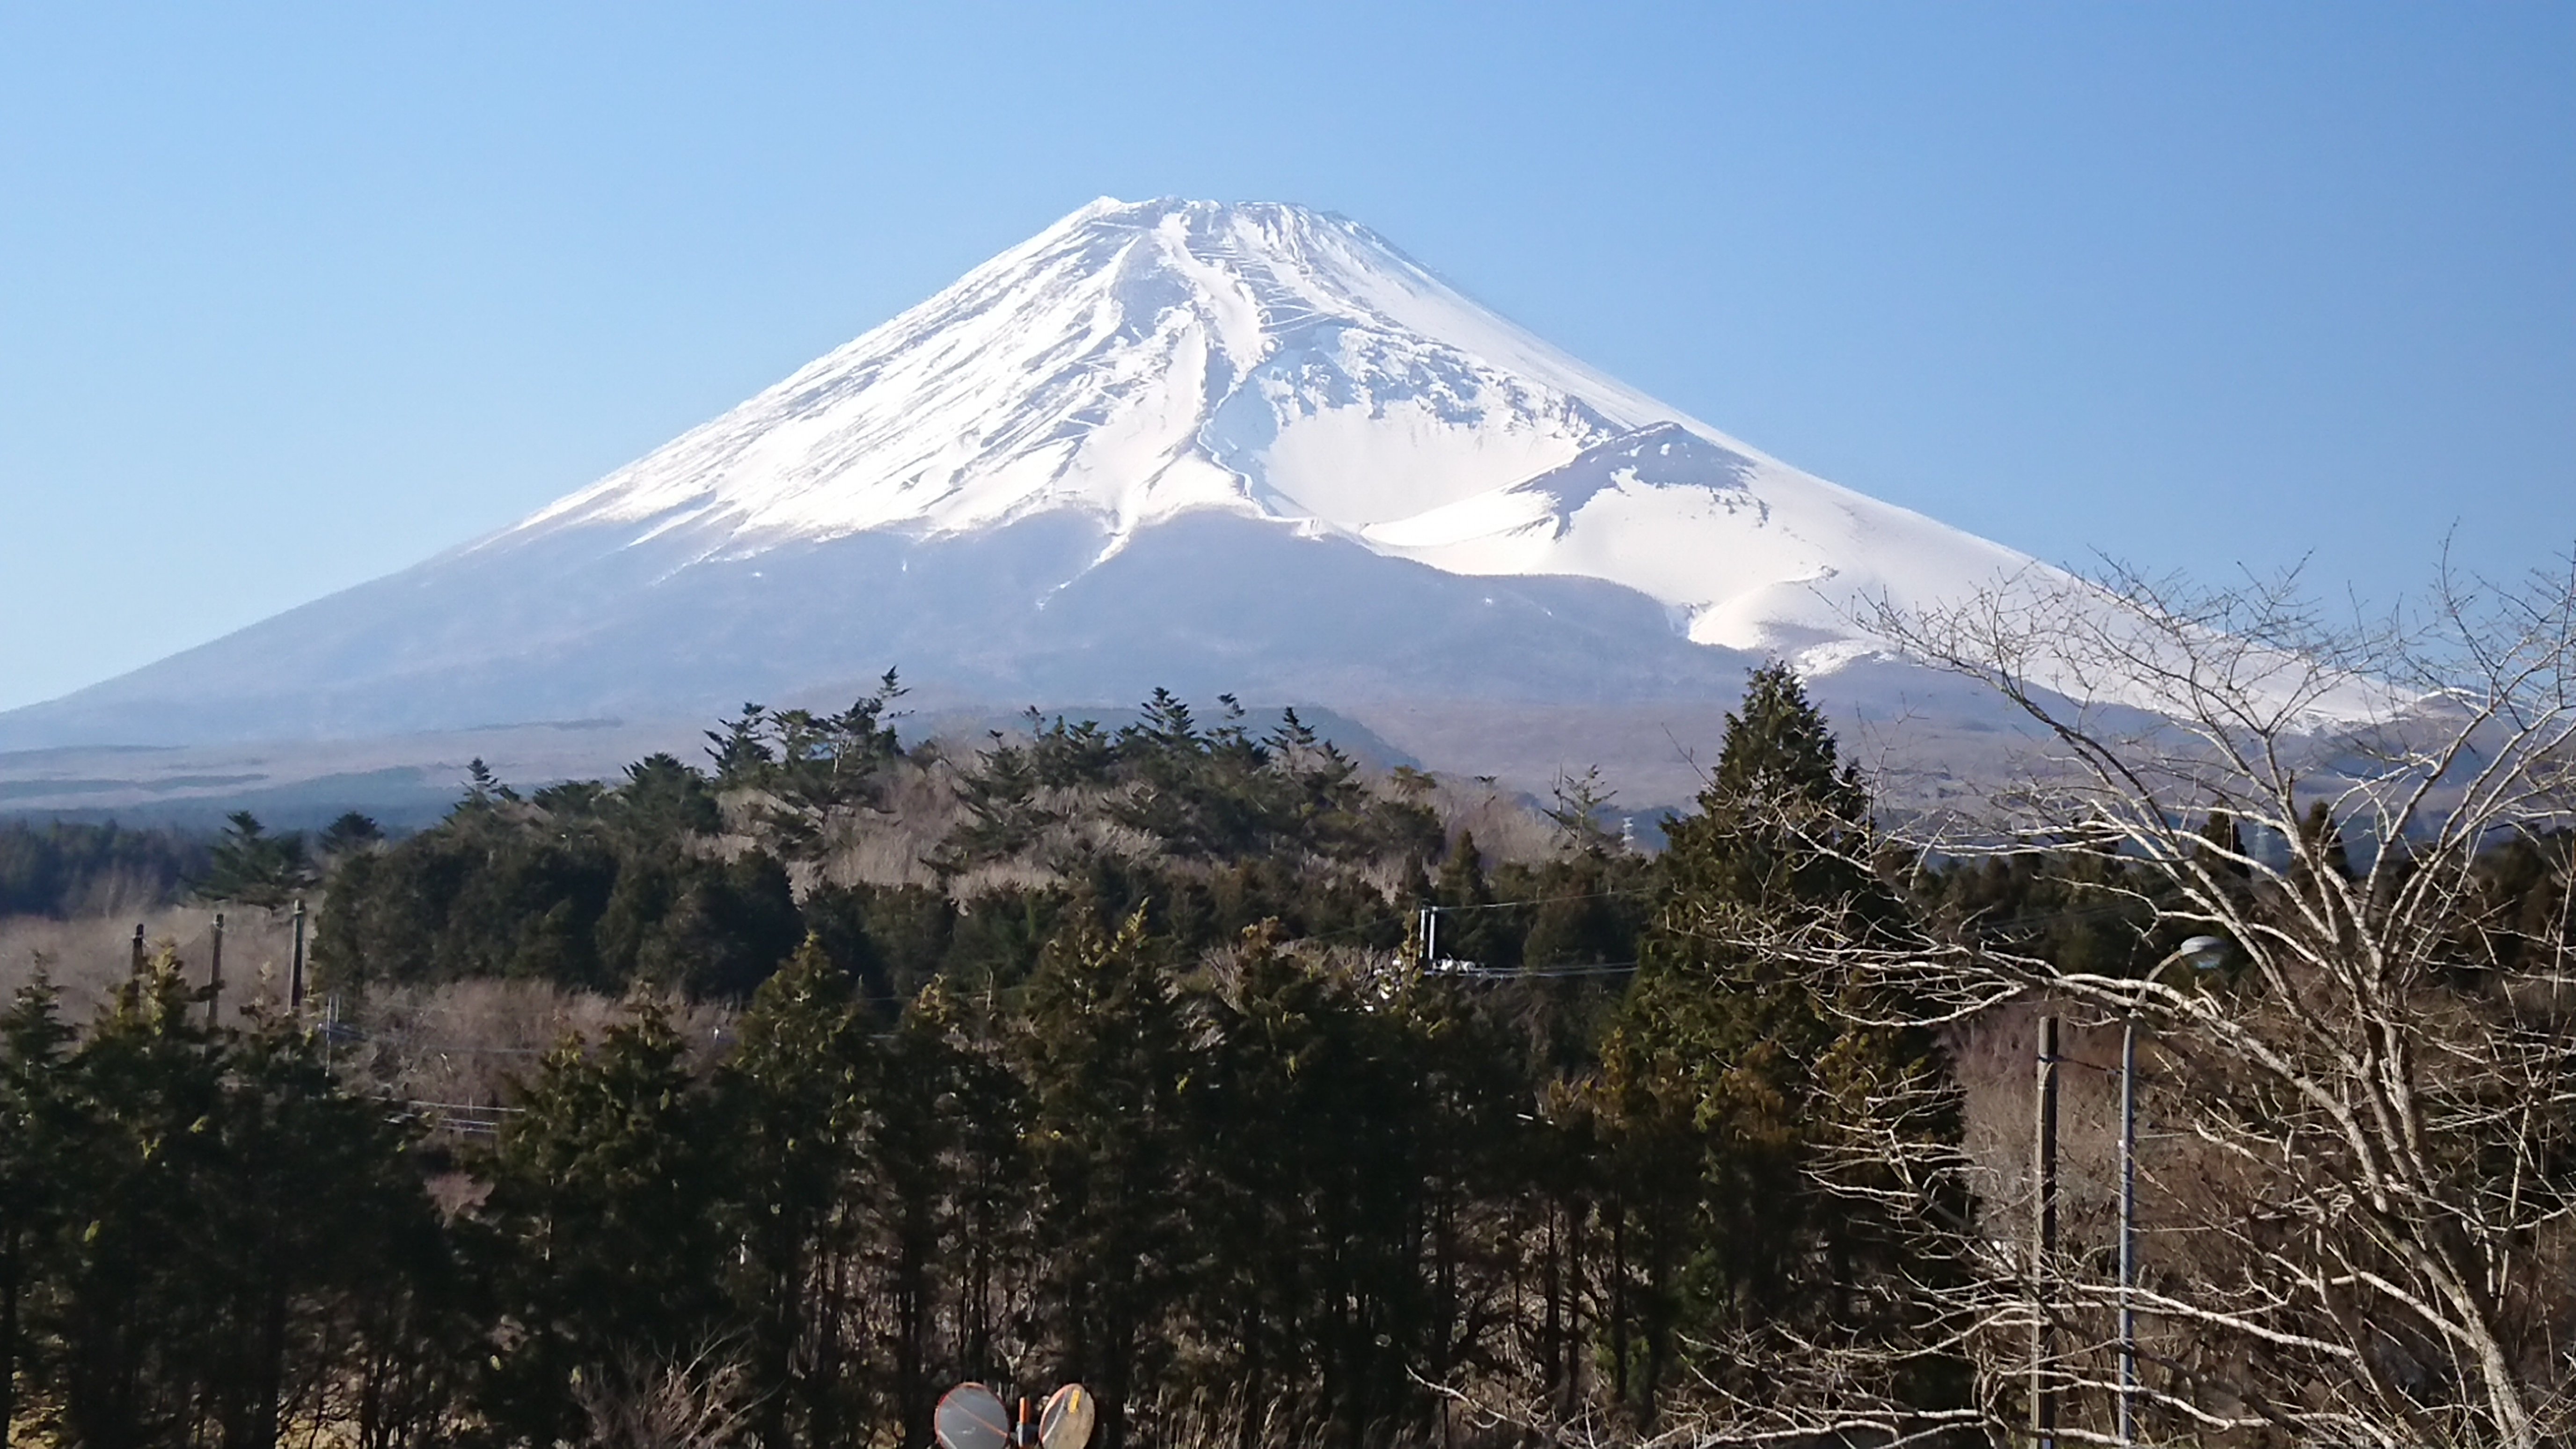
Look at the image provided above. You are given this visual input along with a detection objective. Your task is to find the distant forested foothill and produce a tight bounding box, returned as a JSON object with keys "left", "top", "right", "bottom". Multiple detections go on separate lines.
{"left": 0, "top": 820, "right": 204, "bottom": 917}
{"left": 2, "top": 666, "right": 2569, "bottom": 1449}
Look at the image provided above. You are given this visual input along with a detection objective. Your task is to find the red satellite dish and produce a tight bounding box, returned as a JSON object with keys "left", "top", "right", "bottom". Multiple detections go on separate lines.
{"left": 936, "top": 1383, "right": 1011, "bottom": 1449}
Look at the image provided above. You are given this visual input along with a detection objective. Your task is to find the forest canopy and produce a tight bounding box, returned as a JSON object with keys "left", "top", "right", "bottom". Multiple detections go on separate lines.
{"left": 7, "top": 567, "right": 2576, "bottom": 1449}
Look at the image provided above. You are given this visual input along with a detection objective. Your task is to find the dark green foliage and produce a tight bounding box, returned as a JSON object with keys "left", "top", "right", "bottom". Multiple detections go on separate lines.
{"left": 315, "top": 755, "right": 798, "bottom": 998}
{"left": 1021, "top": 911, "right": 1188, "bottom": 1448}
{"left": 942, "top": 732, "right": 1059, "bottom": 862}
{"left": 315, "top": 812, "right": 384, "bottom": 861}
{"left": 89, "top": 673, "right": 2043, "bottom": 1444}
{"left": 934, "top": 695, "right": 1441, "bottom": 873}
{"left": 0, "top": 960, "right": 459, "bottom": 1449}
{"left": 618, "top": 754, "right": 723, "bottom": 838}
{"left": 0, "top": 823, "right": 205, "bottom": 919}
{"left": 0, "top": 976, "right": 73, "bottom": 1444}
{"left": 315, "top": 800, "right": 624, "bottom": 991}
{"left": 1594, "top": 663, "right": 1960, "bottom": 1420}
{"left": 716, "top": 938, "right": 872, "bottom": 1449}
{"left": 2429, "top": 828, "right": 2574, "bottom": 981}
{"left": 2298, "top": 797, "right": 2357, "bottom": 882}
{"left": 794, "top": 882, "right": 953, "bottom": 1012}
{"left": 708, "top": 674, "right": 909, "bottom": 860}
{"left": 20, "top": 666, "right": 2576, "bottom": 1446}
{"left": 397, "top": 902, "right": 1585, "bottom": 1448}
{"left": 321, "top": 689, "right": 1444, "bottom": 1008}
{"left": 194, "top": 812, "right": 320, "bottom": 911}
{"left": 475, "top": 1006, "right": 732, "bottom": 1446}
{"left": 1913, "top": 845, "right": 2164, "bottom": 980}
{"left": 607, "top": 849, "right": 804, "bottom": 999}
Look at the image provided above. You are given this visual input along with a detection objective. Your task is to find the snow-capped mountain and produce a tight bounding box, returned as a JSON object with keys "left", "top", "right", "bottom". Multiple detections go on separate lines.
{"left": 501, "top": 196, "right": 2034, "bottom": 662}
{"left": 0, "top": 197, "right": 2079, "bottom": 781}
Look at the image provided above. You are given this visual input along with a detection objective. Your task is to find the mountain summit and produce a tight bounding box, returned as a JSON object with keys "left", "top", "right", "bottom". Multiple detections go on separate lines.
{"left": 2, "top": 198, "right": 2052, "bottom": 764}
{"left": 504, "top": 197, "right": 2032, "bottom": 658}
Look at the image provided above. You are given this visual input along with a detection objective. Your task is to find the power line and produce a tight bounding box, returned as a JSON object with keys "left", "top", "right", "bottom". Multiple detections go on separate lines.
{"left": 1425, "top": 888, "right": 1651, "bottom": 914}
{"left": 1425, "top": 960, "right": 1641, "bottom": 980}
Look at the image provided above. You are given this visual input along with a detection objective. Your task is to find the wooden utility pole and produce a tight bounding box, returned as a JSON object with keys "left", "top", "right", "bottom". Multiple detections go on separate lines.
{"left": 129, "top": 922, "right": 146, "bottom": 977}
{"left": 2031, "top": 1014, "right": 2060, "bottom": 1448}
{"left": 208, "top": 912, "right": 225, "bottom": 1027}
{"left": 289, "top": 898, "right": 307, "bottom": 1012}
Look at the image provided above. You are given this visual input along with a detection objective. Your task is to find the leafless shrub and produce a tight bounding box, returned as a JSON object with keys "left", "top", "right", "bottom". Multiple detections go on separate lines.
{"left": 1127, "top": 1380, "right": 1477, "bottom": 1449}
{"left": 813, "top": 756, "right": 963, "bottom": 889}
{"left": 1429, "top": 776, "right": 1560, "bottom": 864}
{"left": 573, "top": 1345, "right": 753, "bottom": 1449}
{"left": 336, "top": 980, "right": 736, "bottom": 1121}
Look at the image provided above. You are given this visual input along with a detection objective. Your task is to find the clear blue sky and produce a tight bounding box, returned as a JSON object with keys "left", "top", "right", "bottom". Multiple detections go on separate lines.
{"left": 2, "top": 2, "right": 2569, "bottom": 714}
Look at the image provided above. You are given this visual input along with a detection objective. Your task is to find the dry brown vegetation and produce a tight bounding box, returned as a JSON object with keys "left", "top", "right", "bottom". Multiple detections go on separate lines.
{"left": 0, "top": 903, "right": 300, "bottom": 1027}
{"left": 0, "top": 900, "right": 742, "bottom": 1131}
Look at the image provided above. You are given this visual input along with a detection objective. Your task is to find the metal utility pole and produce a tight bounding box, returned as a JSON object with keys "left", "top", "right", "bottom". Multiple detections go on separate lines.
{"left": 208, "top": 912, "right": 225, "bottom": 1028}
{"left": 2118, "top": 1017, "right": 2140, "bottom": 1445}
{"left": 2031, "top": 1013, "right": 2060, "bottom": 1449}
{"left": 289, "top": 898, "right": 307, "bottom": 1013}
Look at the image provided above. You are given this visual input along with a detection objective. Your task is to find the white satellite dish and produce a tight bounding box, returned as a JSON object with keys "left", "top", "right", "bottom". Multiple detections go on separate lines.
{"left": 1039, "top": 1383, "right": 1097, "bottom": 1449}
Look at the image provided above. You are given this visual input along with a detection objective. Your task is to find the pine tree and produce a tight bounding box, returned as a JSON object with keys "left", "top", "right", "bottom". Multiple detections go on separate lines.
{"left": 196, "top": 812, "right": 317, "bottom": 911}
{"left": 45, "top": 958, "right": 229, "bottom": 1449}
{"left": 1021, "top": 909, "right": 1187, "bottom": 1449}
{"left": 1595, "top": 662, "right": 1951, "bottom": 1419}
{"left": 718, "top": 937, "right": 871, "bottom": 1449}
{"left": 476, "top": 1004, "right": 733, "bottom": 1446}
{"left": 2299, "top": 797, "right": 2357, "bottom": 882}
{"left": 858, "top": 982, "right": 981, "bottom": 1449}
{"left": 28, "top": 954, "right": 440, "bottom": 1449}
{"left": 1433, "top": 830, "right": 1515, "bottom": 969}
{"left": 316, "top": 812, "right": 385, "bottom": 862}
{"left": 0, "top": 977, "right": 71, "bottom": 1448}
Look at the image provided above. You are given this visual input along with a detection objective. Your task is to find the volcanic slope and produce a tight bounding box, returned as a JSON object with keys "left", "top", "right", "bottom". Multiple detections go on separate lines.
{"left": 3, "top": 197, "right": 2053, "bottom": 756}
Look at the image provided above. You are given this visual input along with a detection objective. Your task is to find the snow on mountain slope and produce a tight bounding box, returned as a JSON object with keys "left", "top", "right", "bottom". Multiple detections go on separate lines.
{"left": 1, "top": 194, "right": 2395, "bottom": 776}
{"left": 498, "top": 197, "right": 2039, "bottom": 665}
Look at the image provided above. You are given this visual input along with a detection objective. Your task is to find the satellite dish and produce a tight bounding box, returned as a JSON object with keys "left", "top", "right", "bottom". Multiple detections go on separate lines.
{"left": 936, "top": 1383, "right": 1011, "bottom": 1449}
{"left": 1039, "top": 1383, "right": 1097, "bottom": 1449}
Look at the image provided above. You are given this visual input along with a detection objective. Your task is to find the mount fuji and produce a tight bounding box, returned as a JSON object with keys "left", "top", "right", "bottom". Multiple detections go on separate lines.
{"left": 1, "top": 198, "right": 2070, "bottom": 809}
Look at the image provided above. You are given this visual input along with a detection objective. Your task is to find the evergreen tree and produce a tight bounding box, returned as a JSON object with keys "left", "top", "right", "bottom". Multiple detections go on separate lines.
{"left": 718, "top": 937, "right": 871, "bottom": 1449}
{"left": 1432, "top": 830, "right": 1516, "bottom": 970}
{"left": 1020, "top": 910, "right": 1187, "bottom": 1449}
{"left": 475, "top": 1005, "right": 732, "bottom": 1446}
{"left": 195, "top": 813, "right": 316, "bottom": 911}
{"left": 2298, "top": 797, "right": 2358, "bottom": 882}
{"left": 28, "top": 956, "right": 439, "bottom": 1449}
{"left": 1597, "top": 663, "right": 1951, "bottom": 1420}
{"left": 316, "top": 812, "right": 385, "bottom": 862}
{"left": 0, "top": 977, "right": 71, "bottom": 1448}
{"left": 44, "top": 959, "right": 231, "bottom": 1449}
{"left": 856, "top": 989, "right": 969, "bottom": 1448}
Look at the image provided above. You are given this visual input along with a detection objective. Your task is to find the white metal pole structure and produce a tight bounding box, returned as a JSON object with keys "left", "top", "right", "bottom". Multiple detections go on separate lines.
{"left": 2118, "top": 935, "right": 2225, "bottom": 1446}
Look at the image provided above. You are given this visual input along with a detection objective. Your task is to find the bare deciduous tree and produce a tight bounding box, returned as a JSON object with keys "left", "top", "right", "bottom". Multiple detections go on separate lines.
{"left": 1616, "top": 558, "right": 2576, "bottom": 1447}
